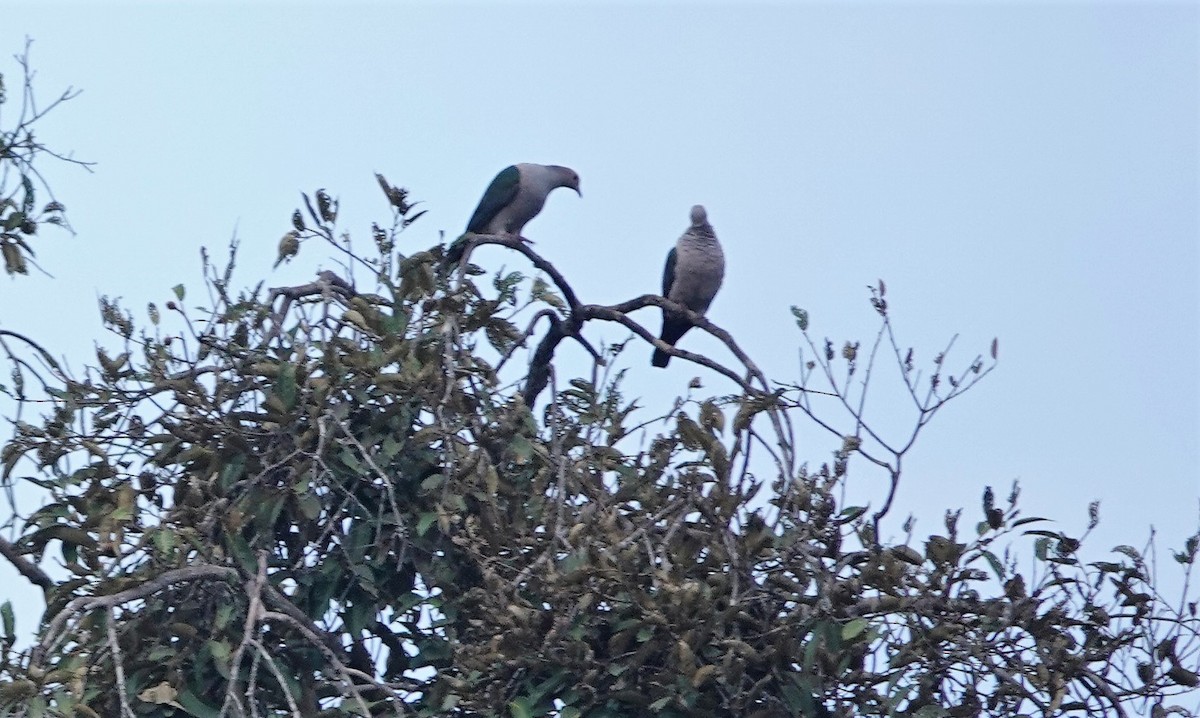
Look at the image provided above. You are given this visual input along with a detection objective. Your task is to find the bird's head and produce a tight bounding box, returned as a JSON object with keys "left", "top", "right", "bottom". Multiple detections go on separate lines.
{"left": 690, "top": 205, "right": 708, "bottom": 225}
{"left": 551, "top": 166, "right": 582, "bottom": 197}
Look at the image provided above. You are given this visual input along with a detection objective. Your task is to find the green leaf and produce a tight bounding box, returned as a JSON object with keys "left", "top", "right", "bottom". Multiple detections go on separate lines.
{"left": 2, "top": 210, "right": 24, "bottom": 232}
{"left": 1024, "top": 530, "right": 1061, "bottom": 539}
{"left": 274, "top": 363, "right": 297, "bottom": 411}
{"left": 417, "top": 512, "right": 438, "bottom": 536}
{"left": 26, "top": 695, "right": 46, "bottom": 718}
{"left": 226, "top": 532, "right": 256, "bottom": 573}
{"left": 913, "top": 706, "right": 950, "bottom": 718}
{"left": 337, "top": 448, "right": 363, "bottom": 473}
{"left": 494, "top": 271, "right": 526, "bottom": 304}
{"left": 699, "top": 400, "right": 725, "bottom": 434}
{"left": 20, "top": 176, "right": 34, "bottom": 213}
{"left": 345, "top": 600, "right": 372, "bottom": 635}
{"left": 208, "top": 639, "right": 231, "bottom": 662}
{"left": 380, "top": 435, "right": 403, "bottom": 462}
{"left": 214, "top": 603, "right": 236, "bottom": 631}
{"left": 509, "top": 697, "right": 533, "bottom": 718}
{"left": 152, "top": 528, "right": 177, "bottom": 556}
{"left": 1113, "top": 545, "right": 1142, "bottom": 561}
{"left": 802, "top": 635, "right": 818, "bottom": 671}
{"left": 218, "top": 454, "right": 246, "bottom": 491}
{"left": 531, "top": 276, "right": 566, "bottom": 310}
{"left": 790, "top": 305, "right": 809, "bottom": 331}
{"left": 648, "top": 696, "right": 672, "bottom": 711}
{"left": 509, "top": 435, "right": 533, "bottom": 464}
{"left": 980, "top": 549, "right": 1005, "bottom": 580}
{"left": 841, "top": 618, "right": 868, "bottom": 641}
{"left": 381, "top": 308, "right": 410, "bottom": 335}
{"left": 172, "top": 284, "right": 186, "bottom": 301}
{"left": 0, "top": 600, "right": 13, "bottom": 638}
{"left": 176, "top": 688, "right": 220, "bottom": 717}
{"left": 676, "top": 413, "right": 707, "bottom": 450}
{"left": 298, "top": 493, "right": 321, "bottom": 520}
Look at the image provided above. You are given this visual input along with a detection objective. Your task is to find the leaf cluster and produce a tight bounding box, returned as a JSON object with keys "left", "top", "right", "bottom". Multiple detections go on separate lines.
{"left": 0, "top": 41, "right": 89, "bottom": 278}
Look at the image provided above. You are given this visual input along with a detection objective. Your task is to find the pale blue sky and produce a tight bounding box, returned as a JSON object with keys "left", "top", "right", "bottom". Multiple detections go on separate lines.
{"left": 1, "top": 2, "right": 1197, "bottom": 630}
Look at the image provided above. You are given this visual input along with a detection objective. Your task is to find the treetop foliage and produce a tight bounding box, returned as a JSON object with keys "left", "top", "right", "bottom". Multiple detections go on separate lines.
{"left": 0, "top": 51, "right": 1198, "bottom": 718}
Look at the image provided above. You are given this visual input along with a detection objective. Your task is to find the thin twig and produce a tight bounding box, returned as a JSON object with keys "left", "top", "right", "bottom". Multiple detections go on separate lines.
{"left": 259, "top": 611, "right": 375, "bottom": 715}
{"left": 106, "top": 608, "right": 137, "bottom": 718}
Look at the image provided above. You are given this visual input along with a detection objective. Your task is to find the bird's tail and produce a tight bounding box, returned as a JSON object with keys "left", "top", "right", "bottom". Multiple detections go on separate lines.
{"left": 652, "top": 319, "right": 691, "bottom": 368}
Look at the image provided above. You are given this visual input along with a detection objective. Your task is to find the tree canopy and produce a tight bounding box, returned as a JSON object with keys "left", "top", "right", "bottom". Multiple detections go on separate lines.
{"left": 0, "top": 52, "right": 1198, "bottom": 718}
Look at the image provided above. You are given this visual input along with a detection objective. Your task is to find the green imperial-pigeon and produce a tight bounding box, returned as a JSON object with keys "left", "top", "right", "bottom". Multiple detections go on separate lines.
{"left": 652, "top": 205, "right": 725, "bottom": 368}
{"left": 466, "top": 163, "right": 581, "bottom": 236}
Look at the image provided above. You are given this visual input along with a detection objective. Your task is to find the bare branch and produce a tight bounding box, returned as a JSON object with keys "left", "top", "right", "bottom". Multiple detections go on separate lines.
{"left": 34, "top": 565, "right": 239, "bottom": 668}
{"left": 105, "top": 607, "right": 137, "bottom": 718}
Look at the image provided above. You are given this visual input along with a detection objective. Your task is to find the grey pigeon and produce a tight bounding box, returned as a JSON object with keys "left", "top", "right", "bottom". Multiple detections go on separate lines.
{"left": 467, "top": 163, "right": 581, "bottom": 236}
{"left": 653, "top": 205, "right": 725, "bottom": 367}
{"left": 447, "top": 164, "right": 580, "bottom": 265}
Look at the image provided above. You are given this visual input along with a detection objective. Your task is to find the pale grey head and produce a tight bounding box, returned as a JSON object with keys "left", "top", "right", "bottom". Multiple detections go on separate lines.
{"left": 547, "top": 165, "right": 582, "bottom": 196}
{"left": 689, "top": 205, "right": 707, "bottom": 225}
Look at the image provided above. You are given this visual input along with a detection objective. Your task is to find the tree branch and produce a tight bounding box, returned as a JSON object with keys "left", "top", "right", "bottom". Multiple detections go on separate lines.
{"left": 0, "top": 535, "right": 53, "bottom": 592}
{"left": 34, "top": 565, "right": 238, "bottom": 667}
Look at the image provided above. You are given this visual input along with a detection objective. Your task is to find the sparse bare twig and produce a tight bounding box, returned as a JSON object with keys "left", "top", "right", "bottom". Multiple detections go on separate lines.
{"left": 219, "top": 553, "right": 268, "bottom": 718}
{"left": 105, "top": 608, "right": 137, "bottom": 718}
{"left": 249, "top": 640, "right": 302, "bottom": 718}
{"left": 258, "top": 611, "right": 376, "bottom": 715}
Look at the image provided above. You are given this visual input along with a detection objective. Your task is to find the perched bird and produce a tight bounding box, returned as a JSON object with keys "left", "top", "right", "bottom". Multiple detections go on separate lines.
{"left": 653, "top": 205, "right": 725, "bottom": 368}
{"left": 467, "top": 163, "right": 580, "bottom": 235}
{"left": 447, "top": 164, "right": 580, "bottom": 265}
